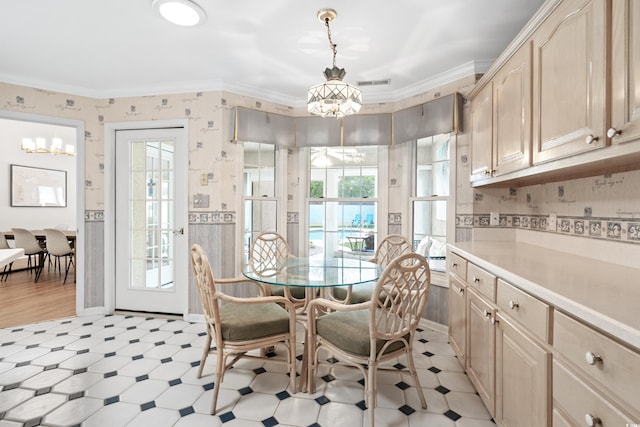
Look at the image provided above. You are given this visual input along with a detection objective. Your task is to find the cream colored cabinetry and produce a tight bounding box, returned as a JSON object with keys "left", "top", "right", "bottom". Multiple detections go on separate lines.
{"left": 553, "top": 311, "right": 639, "bottom": 423}
{"left": 465, "top": 263, "right": 497, "bottom": 416}
{"left": 610, "top": 0, "right": 640, "bottom": 145}
{"left": 470, "top": 43, "right": 532, "bottom": 183}
{"left": 494, "top": 279, "right": 551, "bottom": 427}
{"left": 448, "top": 252, "right": 468, "bottom": 364}
{"left": 470, "top": 83, "right": 494, "bottom": 181}
{"left": 532, "top": 0, "right": 608, "bottom": 164}
{"left": 448, "top": 275, "right": 467, "bottom": 364}
{"left": 467, "top": 287, "right": 496, "bottom": 416}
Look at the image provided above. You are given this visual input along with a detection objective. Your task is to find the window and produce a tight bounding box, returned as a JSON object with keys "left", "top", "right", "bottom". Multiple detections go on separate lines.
{"left": 243, "top": 142, "right": 277, "bottom": 255}
{"left": 309, "top": 146, "right": 378, "bottom": 258}
{"left": 412, "top": 133, "right": 451, "bottom": 272}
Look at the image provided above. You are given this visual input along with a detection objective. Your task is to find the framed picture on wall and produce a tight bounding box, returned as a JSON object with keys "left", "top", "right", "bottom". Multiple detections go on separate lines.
{"left": 10, "top": 164, "right": 67, "bottom": 207}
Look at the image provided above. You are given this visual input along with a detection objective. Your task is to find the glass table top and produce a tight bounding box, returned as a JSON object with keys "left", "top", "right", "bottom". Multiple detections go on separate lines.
{"left": 242, "top": 257, "right": 381, "bottom": 288}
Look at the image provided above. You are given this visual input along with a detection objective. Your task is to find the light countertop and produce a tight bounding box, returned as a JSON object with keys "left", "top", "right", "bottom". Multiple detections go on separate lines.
{"left": 449, "top": 241, "right": 640, "bottom": 350}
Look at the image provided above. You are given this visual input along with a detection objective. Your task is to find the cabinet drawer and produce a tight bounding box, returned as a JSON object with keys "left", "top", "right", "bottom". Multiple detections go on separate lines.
{"left": 554, "top": 311, "right": 640, "bottom": 413}
{"left": 553, "top": 360, "right": 632, "bottom": 427}
{"left": 467, "top": 263, "right": 496, "bottom": 301}
{"left": 497, "top": 279, "right": 551, "bottom": 343}
{"left": 448, "top": 252, "right": 467, "bottom": 281}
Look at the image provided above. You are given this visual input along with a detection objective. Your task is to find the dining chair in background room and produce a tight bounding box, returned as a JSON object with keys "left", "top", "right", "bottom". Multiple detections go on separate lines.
{"left": 44, "top": 228, "right": 75, "bottom": 284}
{"left": 306, "top": 252, "right": 431, "bottom": 426}
{"left": 190, "top": 244, "right": 297, "bottom": 414}
{"left": 0, "top": 232, "right": 14, "bottom": 282}
{"left": 332, "top": 233, "right": 414, "bottom": 304}
{"left": 249, "top": 231, "right": 306, "bottom": 305}
{"left": 11, "top": 228, "right": 47, "bottom": 282}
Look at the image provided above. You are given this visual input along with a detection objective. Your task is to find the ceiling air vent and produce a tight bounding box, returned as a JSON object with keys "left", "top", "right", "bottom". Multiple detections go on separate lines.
{"left": 357, "top": 79, "right": 391, "bottom": 87}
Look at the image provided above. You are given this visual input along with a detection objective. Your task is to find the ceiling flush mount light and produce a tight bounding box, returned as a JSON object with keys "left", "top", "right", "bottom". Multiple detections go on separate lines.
{"left": 307, "top": 9, "right": 362, "bottom": 119}
{"left": 152, "top": 0, "right": 206, "bottom": 27}
{"left": 21, "top": 137, "right": 75, "bottom": 156}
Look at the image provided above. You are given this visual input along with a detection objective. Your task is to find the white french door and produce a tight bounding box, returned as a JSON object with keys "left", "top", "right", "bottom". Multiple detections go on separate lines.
{"left": 115, "top": 128, "right": 187, "bottom": 314}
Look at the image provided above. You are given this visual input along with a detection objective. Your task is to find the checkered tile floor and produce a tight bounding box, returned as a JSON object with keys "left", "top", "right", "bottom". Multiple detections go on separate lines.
{"left": 0, "top": 314, "right": 494, "bottom": 426}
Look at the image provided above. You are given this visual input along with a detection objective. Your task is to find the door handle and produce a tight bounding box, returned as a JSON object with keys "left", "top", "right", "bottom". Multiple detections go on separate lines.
{"left": 173, "top": 227, "right": 184, "bottom": 235}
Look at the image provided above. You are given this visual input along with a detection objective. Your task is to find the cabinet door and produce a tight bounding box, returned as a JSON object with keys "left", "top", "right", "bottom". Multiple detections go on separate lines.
{"left": 466, "top": 288, "right": 496, "bottom": 416}
{"left": 470, "top": 83, "right": 494, "bottom": 181}
{"left": 495, "top": 314, "right": 551, "bottom": 427}
{"left": 492, "top": 42, "right": 532, "bottom": 176}
{"left": 532, "top": 0, "right": 608, "bottom": 164}
{"left": 610, "top": 0, "right": 640, "bottom": 144}
{"left": 448, "top": 275, "right": 467, "bottom": 365}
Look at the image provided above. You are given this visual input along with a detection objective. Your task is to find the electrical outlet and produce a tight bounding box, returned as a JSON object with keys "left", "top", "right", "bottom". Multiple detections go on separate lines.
{"left": 490, "top": 212, "right": 500, "bottom": 226}
{"left": 200, "top": 173, "right": 208, "bottom": 186}
{"left": 548, "top": 212, "right": 557, "bottom": 231}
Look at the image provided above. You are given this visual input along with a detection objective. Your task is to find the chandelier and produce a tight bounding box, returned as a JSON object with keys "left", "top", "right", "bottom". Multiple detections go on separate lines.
{"left": 307, "top": 9, "right": 362, "bottom": 119}
{"left": 21, "top": 137, "right": 75, "bottom": 156}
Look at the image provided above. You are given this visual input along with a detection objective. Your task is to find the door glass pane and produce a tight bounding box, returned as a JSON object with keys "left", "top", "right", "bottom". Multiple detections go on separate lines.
{"left": 129, "top": 139, "right": 175, "bottom": 290}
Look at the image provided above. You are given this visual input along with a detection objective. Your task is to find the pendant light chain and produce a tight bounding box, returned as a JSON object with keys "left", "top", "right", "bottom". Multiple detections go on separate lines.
{"left": 324, "top": 18, "right": 337, "bottom": 68}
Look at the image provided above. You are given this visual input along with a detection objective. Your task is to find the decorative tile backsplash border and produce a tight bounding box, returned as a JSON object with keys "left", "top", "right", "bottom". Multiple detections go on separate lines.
{"left": 456, "top": 214, "right": 640, "bottom": 245}
{"left": 189, "top": 211, "right": 236, "bottom": 224}
{"left": 85, "top": 210, "right": 104, "bottom": 222}
{"left": 389, "top": 212, "right": 402, "bottom": 225}
{"left": 287, "top": 212, "right": 299, "bottom": 224}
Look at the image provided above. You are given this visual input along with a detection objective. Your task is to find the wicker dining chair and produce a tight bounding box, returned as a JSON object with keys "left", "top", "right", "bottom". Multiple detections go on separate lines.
{"left": 249, "top": 231, "right": 306, "bottom": 304}
{"left": 332, "top": 234, "right": 413, "bottom": 304}
{"left": 306, "top": 252, "right": 431, "bottom": 426}
{"left": 190, "top": 244, "right": 297, "bottom": 415}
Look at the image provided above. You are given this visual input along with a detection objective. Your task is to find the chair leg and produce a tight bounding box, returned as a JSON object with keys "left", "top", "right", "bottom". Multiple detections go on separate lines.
{"left": 34, "top": 253, "right": 46, "bottom": 283}
{"left": 405, "top": 347, "right": 427, "bottom": 409}
{"left": 210, "top": 350, "right": 225, "bottom": 415}
{"left": 366, "top": 362, "right": 377, "bottom": 427}
{"left": 197, "top": 328, "right": 213, "bottom": 379}
{"left": 1, "top": 262, "right": 12, "bottom": 282}
{"left": 63, "top": 255, "right": 74, "bottom": 285}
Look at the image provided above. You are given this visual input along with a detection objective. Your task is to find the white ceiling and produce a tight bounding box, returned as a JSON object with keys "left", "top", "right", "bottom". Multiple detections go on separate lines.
{"left": 0, "top": 0, "right": 545, "bottom": 106}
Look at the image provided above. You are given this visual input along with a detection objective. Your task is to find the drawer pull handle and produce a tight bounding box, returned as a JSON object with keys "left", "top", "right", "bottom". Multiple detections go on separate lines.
{"left": 473, "top": 276, "right": 480, "bottom": 283}
{"left": 508, "top": 300, "right": 519, "bottom": 310}
{"left": 584, "top": 413, "right": 601, "bottom": 426}
{"left": 585, "top": 135, "right": 599, "bottom": 144}
{"left": 483, "top": 310, "right": 492, "bottom": 318}
{"left": 458, "top": 287, "right": 465, "bottom": 295}
{"left": 490, "top": 316, "right": 499, "bottom": 325}
{"left": 451, "top": 262, "right": 458, "bottom": 268}
{"left": 585, "top": 351, "right": 603, "bottom": 366}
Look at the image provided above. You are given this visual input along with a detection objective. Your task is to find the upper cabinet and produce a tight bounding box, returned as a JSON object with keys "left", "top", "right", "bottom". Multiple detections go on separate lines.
{"left": 532, "top": 0, "right": 608, "bottom": 164}
{"left": 469, "top": 0, "right": 640, "bottom": 187}
{"left": 610, "top": 0, "right": 640, "bottom": 145}
{"left": 470, "top": 43, "right": 532, "bottom": 183}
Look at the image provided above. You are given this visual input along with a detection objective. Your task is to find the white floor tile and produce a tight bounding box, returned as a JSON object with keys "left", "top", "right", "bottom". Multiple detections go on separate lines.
{"left": 0, "top": 315, "right": 496, "bottom": 427}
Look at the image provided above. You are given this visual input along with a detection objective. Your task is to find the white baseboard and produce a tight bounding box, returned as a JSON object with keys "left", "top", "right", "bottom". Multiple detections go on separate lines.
{"left": 419, "top": 318, "right": 448, "bottom": 334}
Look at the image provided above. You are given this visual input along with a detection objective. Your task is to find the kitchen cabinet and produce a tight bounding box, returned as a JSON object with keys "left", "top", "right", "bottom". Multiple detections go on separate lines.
{"left": 532, "top": 0, "right": 608, "bottom": 164}
{"left": 449, "top": 241, "right": 640, "bottom": 425}
{"left": 609, "top": 0, "right": 640, "bottom": 145}
{"left": 495, "top": 311, "right": 551, "bottom": 427}
{"left": 470, "top": 83, "right": 494, "bottom": 181}
{"left": 466, "top": 286, "right": 496, "bottom": 416}
{"left": 470, "top": 43, "right": 532, "bottom": 183}
{"left": 448, "top": 275, "right": 466, "bottom": 364}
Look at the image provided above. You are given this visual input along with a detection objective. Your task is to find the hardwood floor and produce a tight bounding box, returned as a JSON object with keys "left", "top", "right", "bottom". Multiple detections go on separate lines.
{"left": 0, "top": 266, "right": 76, "bottom": 329}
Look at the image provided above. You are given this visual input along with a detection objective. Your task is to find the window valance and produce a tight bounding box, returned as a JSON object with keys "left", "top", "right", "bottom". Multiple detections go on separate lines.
{"left": 231, "top": 92, "right": 462, "bottom": 147}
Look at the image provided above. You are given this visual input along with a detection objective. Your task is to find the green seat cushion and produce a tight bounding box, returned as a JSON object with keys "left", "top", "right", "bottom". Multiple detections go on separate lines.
{"left": 331, "top": 282, "right": 376, "bottom": 304}
{"left": 316, "top": 310, "right": 407, "bottom": 356}
{"left": 219, "top": 302, "right": 290, "bottom": 341}
{"left": 270, "top": 284, "right": 307, "bottom": 300}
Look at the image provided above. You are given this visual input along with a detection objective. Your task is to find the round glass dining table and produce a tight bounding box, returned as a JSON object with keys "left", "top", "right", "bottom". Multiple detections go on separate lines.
{"left": 242, "top": 256, "right": 381, "bottom": 289}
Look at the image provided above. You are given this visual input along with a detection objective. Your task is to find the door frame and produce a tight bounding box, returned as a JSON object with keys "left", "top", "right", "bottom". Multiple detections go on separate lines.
{"left": 0, "top": 109, "right": 85, "bottom": 317}
{"left": 104, "top": 119, "right": 189, "bottom": 317}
